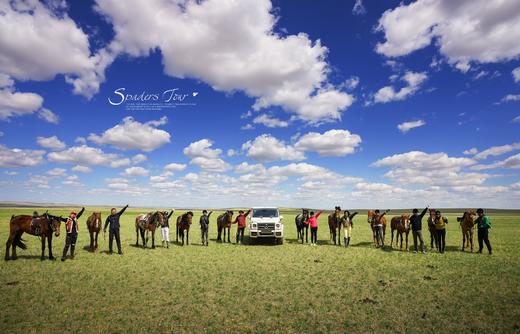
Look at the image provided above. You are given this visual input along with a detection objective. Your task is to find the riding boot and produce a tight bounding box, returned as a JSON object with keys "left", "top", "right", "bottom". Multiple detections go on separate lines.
{"left": 236, "top": 234, "right": 240, "bottom": 244}
{"left": 70, "top": 245, "right": 75, "bottom": 259}
{"left": 347, "top": 237, "right": 351, "bottom": 246}
{"left": 166, "top": 241, "right": 169, "bottom": 248}
{"left": 344, "top": 237, "right": 348, "bottom": 247}
{"left": 61, "top": 244, "right": 69, "bottom": 261}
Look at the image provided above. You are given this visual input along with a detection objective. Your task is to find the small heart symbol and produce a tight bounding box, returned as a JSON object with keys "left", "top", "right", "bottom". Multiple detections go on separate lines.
{"left": 192, "top": 92, "right": 199, "bottom": 97}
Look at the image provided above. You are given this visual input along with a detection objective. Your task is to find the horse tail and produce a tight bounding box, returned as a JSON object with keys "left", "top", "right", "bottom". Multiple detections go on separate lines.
{"left": 14, "top": 234, "right": 27, "bottom": 250}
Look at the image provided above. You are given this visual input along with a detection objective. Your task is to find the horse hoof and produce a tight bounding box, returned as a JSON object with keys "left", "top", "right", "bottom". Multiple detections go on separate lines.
{"left": 40, "top": 257, "right": 45, "bottom": 261}
{"left": 49, "top": 256, "right": 56, "bottom": 261}
{"left": 152, "top": 246, "right": 155, "bottom": 249}
{"left": 11, "top": 256, "right": 18, "bottom": 261}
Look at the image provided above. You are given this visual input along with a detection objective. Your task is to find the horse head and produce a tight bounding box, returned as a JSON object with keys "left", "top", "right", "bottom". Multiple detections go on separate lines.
{"left": 226, "top": 210, "right": 234, "bottom": 222}
{"left": 153, "top": 211, "right": 164, "bottom": 227}
{"left": 401, "top": 215, "right": 410, "bottom": 229}
{"left": 185, "top": 211, "right": 194, "bottom": 225}
{"left": 43, "top": 213, "right": 62, "bottom": 237}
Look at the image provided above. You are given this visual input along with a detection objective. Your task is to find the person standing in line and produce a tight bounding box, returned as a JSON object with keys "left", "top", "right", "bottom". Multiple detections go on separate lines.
{"left": 434, "top": 210, "right": 448, "bottom": 253}
{"left": 162, "top": 210, "right": 174, "bottom": 248}
{"left": 409, "top": 206, "right": 429, "bottom": 254}
{"left": 373, "top": 209, "right": 388, "bottom": 248}
{"left": 427, "top": 209, "right": 438, "bottom": 250}
{"left": 475, "top": 208, "right": 492, "bottom": 255}
{"left": 340, "top": 210, "right": 358, "bottom": 247}
{"left": 305, "top": 210, "right": 323, "bottom": 246}
{"left": 103, "top": 205, "right": 129, "bottom": 255}
{"left": 200, "top": 210, "right": 212, "bottom": 246}
{"left": 61, "top": 207, "right": 85, "bottom": 261}
{"left": 233, "top": 209, "right": 250, "bottom": 245}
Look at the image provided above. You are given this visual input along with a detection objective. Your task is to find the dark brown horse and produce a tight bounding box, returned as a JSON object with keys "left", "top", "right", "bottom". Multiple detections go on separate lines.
{"left": 5, "top": 212, "right": 62, "bottom": 261}
{"left": 457, "top": 211, "right": 477, "bottom": 252}
{"left": 390, "top": 215, "right": 411, "bottom": 251}
{"left": 176, "top": 211, "right": 194, "bottom": 246}
{"left": 135, "top": 211, "right": 164, "bottom": 248}
{"left": 86, "top": 212, "right": 102, "bottom": 252}
{"left": 367, "top": 210, "right": 388, "bottom": 247}
{"left": 427, "top": 209, "right": 437, "bottom": 250}
{"left": 328, "top": 206, "right": 342, "bottom": 245}
{"left": 295, "top": 209, "right": 310, "bottom": 243}
{"left": 217, "top": 210, "right": 234, "bottom": 243}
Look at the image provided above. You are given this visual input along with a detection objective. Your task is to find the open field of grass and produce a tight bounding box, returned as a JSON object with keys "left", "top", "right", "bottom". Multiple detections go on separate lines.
{"left": 1, "top": 207, "right": 519, "bottom": 333}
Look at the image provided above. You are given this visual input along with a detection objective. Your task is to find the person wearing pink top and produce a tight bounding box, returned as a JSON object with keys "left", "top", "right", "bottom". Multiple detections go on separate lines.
{"left": 305, "top": 210, "right": 323, "bottom": 246}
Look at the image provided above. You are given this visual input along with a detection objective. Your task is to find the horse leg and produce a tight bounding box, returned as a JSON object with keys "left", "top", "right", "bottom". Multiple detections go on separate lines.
{"left": 469, "top": 229, "right": 474, "bottom": 252}
{"left": 95, "top": 232, "right": 99, "bottom": 250}
{"left": 461, "top": 232, "right": 465, "bottom": 251}
{"left": 5, "top": 233, "right": 13, "bottom": 260}
{"left": 90, "top": 232, "right": 94, "bottom": 251}
{"left": 405, "top": 232, "right": 409, "bottom": 252}
{"left": 48, "top": 235, "right": 55, "bottom": 260}
{"left": 338, "top": 225, "right": 341, "bottom": 246}
{"left": 391, "top": 229, "right": 394, "bottom": 247}
{"left": 152, "top": 230, "right": 155, "bottom": 249}
{"left": 227, "top": 227, "right": 231, "bottom": 243}
{"left": 41, "top": 235, "right": 46, "bottom": 260}
{"left": 187, "top": 229, "right": 189, "bottom": 245}
{"left": 136, "top": 228, "right": 139, "bottom": 247}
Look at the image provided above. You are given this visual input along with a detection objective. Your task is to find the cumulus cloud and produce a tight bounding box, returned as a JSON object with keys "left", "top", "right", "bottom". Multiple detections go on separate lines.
{"left": 37, "top": 108, "right": 59, "bottom": 124}
{"left": 252, "top": 114, "right": 289, "bottom": 128}
{"left": 164, "top": 163, "right": 187, "bottom": 172}
{"left": 46, "top": 168, "right": 67, "bottom": 177}
{"left": 0, "top": 87, "right": 43, "bottom": 120}
{"left": 499, "top": 94, "right": 520, "bottom": 103}
{"left": 93, "top": 0, "right": 353, "bottom": 123}
{"left": 397, "top": 120, "right": 426, "bottom": 133}
{"left": 294, "top": 129, "right": 362, "bottom": 156}
{"left": 36, "top": 136, "right": 66, "bottom": 150}
{"left": 0, "top": 1, "right": 101, "bottom": 97}
{"left": 472, "top": 153, "right": 520, "bottom": 170}
{"left": 63, "top": 175, "right": 82, "bottom": 187}
{"left": 71, "top": 165, "right": 92, "bottom": 173}
{"left": 122, "top": 166, "right": 149, "bottom": 176}
{"left": 376, "top": 0, "right": 520, "bottom": 71}
{"left": 341, "top": 76, "right": 360, "bottom": 90}
{"left": 513, "top": 116, "right": 520, "bottom": 123}
{"left": 183, "top": 139, "right": 231, "bottom": 172}
{"left": 473, "top": 142, "right": 520, "bottom": 160}
{"left": 88, "top": 116, "right": 170, "bottom": 151}
{"left": 242, "top": 134, "right": 305, "bottom": 162}
{"left": 513, "top": 67, "right": 520, "bottom": 83}
{"left": 463, "top": 148, "right": 478, "bottom": 155}
{"left": 373, "top": 71, "right": 427, "bottom": 104}
{"left": 0, "top": 144, "right": 45, "bottom": 167}
{"left": 47, "top": 145, "right": 130, "bottom": 168}
{"left": 131, "top": 154, "right": 147, "bottom": 164}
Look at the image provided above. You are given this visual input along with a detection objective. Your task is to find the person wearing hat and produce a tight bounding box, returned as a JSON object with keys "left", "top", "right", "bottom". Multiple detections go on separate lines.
{"left": 434, "top": 210, "right": 448, "bottom": 253}
{"left": 475, "top": 208, "right": 492, "bottom": 255}
{"left": 233, "top": 209, "right": 251, "bottom": 245}
{"left": 61, "top": 207, "right": 85, "bottom": 261}
{"left": 199, "top": 210, "right": 213, "bottom": 246}
{"left": 409, "top": 206, "right": 429, "bottom": 253}
{"left": 104, "top": 205, "right": 129, "bottom": 255}
{"left": 161, "top": 210, "right": 174, "bottom": 248}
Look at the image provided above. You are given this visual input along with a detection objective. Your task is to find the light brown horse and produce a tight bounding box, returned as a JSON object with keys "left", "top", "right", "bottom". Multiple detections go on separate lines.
{"left": 328, "top": 206, "right": 342, "bottom": 245}
{"left": 457, "top": 211, "right": 477, "bottom": 252}
{"left": 135, "top": 211, "right": 164, "bottom": 248}
{"left": 217, "top": 210, "right": 234, "bottom": 243}
{"left": 390, "top": 215, "right": 411, "bottom": 251}
{"left": 367, "top": 210, "right": 387, "bottom": 247}
{"left": 86, "top": 212, "right": 102, "bottom": 252}
{"left": 176, "top": 211, "right": 194, "bottom": 246}
{"left": 5, "top": 212, "right": 62, "bottom": 261}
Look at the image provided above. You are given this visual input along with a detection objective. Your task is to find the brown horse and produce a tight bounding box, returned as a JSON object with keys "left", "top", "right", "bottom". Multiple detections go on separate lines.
{"left": 5, "top": 212, "right": 62, "bottom": 261}
{"left": 176, "top": 211, "right": 194, "bottom": 246}
{"left": 135, "top": 211, "right": 164, "bottom": 248}
{"left": 328, "top": 206, "right": 342, "bottom": 245}
{"left": 427, "top": 209, "right": 437, "bottom": 250}
{"left": 86, "top": 212, "right": 102, "bottom": 252}
{"left": 390, "top": 215, "right": 411, "bottom": 251}
{"left": 217, "top": 210, "right": 234, "bottom": 243}
{"left": 367, "top": 210, "right": 388, "bottom": 247}
{"left": 457, "top": 211, "right": 477, "bottom": 252}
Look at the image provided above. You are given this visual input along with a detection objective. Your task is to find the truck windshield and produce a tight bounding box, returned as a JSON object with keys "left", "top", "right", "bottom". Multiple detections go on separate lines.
{"left": 252, "top": 209, "right": 278, "bottom": 218}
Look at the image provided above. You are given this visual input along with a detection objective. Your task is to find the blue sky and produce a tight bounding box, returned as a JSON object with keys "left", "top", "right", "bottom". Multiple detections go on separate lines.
{"left": 0, "top": 0, "right": 519, "bottom": 208}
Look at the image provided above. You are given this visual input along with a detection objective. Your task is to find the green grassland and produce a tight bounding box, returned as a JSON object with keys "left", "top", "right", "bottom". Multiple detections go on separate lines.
{"left": 0, "top": 207, "right": 519, "bottom": 333}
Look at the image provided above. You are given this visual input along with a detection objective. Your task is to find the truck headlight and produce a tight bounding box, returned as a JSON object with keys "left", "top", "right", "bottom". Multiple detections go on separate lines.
{"left": 252, "top": 223, "right": 257, "bottom": 229}
{"left": 276, "top": 223, "right": 280, "bottom": 229}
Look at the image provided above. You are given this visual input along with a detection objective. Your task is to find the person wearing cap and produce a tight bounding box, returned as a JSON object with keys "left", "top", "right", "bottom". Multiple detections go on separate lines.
{"left": 373, "top": 209, "right": 388, "bottom": 248}
{"left": 409, "top": 206, "right": 429, "bottom": 253}
{"left": 434, "top": 210, "right": 448, "bottom": 253}
{"left": 61, "top": 207, "right": 85, "bottom": 261}
{"left": 475, "top": 208, "right": 492, "bottom": 255}
{"left": 161, "top": 210, "right": 174, "bottom": 248}
{"left": 340, "top": 210, "right": 358, "bottom": 247}
{"left": 233, "top": 209, "right": 251, "bottom": 245}
{"left": 104, "top": 205, "right": 129, "bottom": 255}
{"left": 305, "top": 210, "right": 323, "bottom": 246}
{"left": 199, "top": 210, "right": 213, "bottom": 246}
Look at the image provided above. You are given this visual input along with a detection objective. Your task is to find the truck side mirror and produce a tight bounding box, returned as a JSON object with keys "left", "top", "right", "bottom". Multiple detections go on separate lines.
{"left": 279, "top": 215, "right": 284, "bottom": 220}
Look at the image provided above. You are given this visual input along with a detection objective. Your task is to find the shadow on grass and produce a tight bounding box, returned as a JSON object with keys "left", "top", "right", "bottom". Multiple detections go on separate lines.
{"left": 6, "top": 254, "right": 45, "bottom": 261}
{"left": 350, "top": 241, "right": 374, "bottom": 248}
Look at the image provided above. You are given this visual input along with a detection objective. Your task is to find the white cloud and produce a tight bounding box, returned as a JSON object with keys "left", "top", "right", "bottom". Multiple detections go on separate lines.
{"left": 47, "top": 168, "right": 67, "bottom": 177}
{"left": 241, "top": 124, "right": 254, "bottom": 130}
{"left": 373, "top": 71, "right": 427, "bottom": 104}
{"left": 376, "top": 0, "right": 520, "bottom": 71}
{"left": 473, "top": 142, "right": 520, "bottom": 160}
{"left": 122, "top": 166, "right": 149, "bottom": 176}
{"left": 513, "top": 67, "right": 520, "bottom": 83}
{"left": 242, "top": 134, "right": 305, "bottom": 162}
{"left": 88, "top": 116, "right": 170, "bottom": 151}
{"left": 63, "top": 175, "right": 82, "bottom": 187}
{"left": 352, "top": 0, "right": 366, "bottom": 16}
{"left": 4, "top": 171, "right": 18, "bottom": 176}
{"left": 227, "top": 149, "right": 237, "bottom": 157}
{"left": 183, "top": 139, "right": 231, "bottom": 172}
{"left": 48, "top": 145, "right": 130, "bottom": 168}
{"left": 131, "top": 154, "right": 147, "bottom": 164}
{"left": 0, "top": 87, "right": 43, "bottom": 120}
{"left": 93, "top": 0, "right": 353, "bottom": 123}
{"left": 36, "top": 136, "right": 66, "bottom": 150}
{"left": 513, "top": 116, "right": 520, "bottom": 123}
{"left": 0, "top": 74, "right": 13, "bottom": 88}
{"left": 37, "top": 108, "right": 59, "bottom": 124}
{"left": 341, "top": 76, "right": 360, "bottom": 90}
{"left": 0, "top": 144, "right": 45, "bottom": 167}
{"left": 472, "top": 153, "right": 520, "bottom": 170}
{"left": 294, "top": 129, "right": 362, "bottom": 156}
{"left": 252, "top": 114, "right": 289, "bottom": 128}
{"left": 0, "top": 1, "right": 101, "bottom": 97}
{"left": 71, "top": 165, "right": 92, "bottom": 173}
{"left": 499, "top": 94, "right": 520, "bottom": 103}
{"left": 164, "top": 163, "right": 187, "bottom": 172}
{"left": 463, "top": 148, "right": 478, "bottom": 155}
{"left": 397, "top": 120, "right": 426, "bottom": 133}
{"left": 75, "top": 137, "right": 87, "bottom": 144}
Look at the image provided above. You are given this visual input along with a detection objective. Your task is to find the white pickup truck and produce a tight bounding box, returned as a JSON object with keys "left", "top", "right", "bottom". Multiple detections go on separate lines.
{"left": 248, "top": 207, "right": 284, "bottom": 244}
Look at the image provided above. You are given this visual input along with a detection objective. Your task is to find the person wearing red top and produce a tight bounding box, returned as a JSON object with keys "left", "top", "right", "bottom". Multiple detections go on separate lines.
{"left": 233, "top": 209, "right": 250, "bottom": 245}
{"left": 305, "top": 210, "right": 322, "bottom": 246}
{"left": 61, "top": 207, "right": 84, "bottom": 261}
